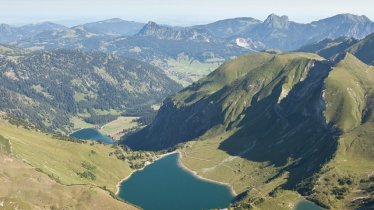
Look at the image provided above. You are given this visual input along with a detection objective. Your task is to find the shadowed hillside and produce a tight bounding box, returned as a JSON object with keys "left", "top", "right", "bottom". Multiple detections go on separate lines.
{"left": 298, "top": 32, "right": 374, "bottom": 66}
{"left": 123, "top": 51, "right": 374, "bottom": 209}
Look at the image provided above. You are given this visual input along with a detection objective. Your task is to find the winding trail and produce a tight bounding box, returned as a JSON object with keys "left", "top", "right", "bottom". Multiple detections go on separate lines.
{"left": 183, "top": 141, "right": 257, "bottom": 174}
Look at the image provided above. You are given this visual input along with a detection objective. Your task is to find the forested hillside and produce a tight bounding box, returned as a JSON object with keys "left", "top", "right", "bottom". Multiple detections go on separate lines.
{"left": 0, "top": 48, "right": 181, "bottom": 132}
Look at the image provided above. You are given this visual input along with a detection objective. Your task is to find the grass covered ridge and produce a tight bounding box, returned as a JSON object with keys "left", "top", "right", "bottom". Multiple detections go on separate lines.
{"left": 0, "top": 118, "right": 154, "bottom": 209}
{"left": 0, "top": 119, "right": 132, "bottom": 193}
{"left": 125, "top": 52, "right": 374, "bottom": 209}
{"left": 0, "top": 152, "right": 137, "bottom": 210}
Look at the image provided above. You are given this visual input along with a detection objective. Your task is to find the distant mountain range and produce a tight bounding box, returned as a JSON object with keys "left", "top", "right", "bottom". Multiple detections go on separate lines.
{"left": 137, "top": 21, "right": 218, "bottom": 42}
{"left": 0, "top": 22, "right": 67, "bottom": 43}
{"left": 3, "top": 13, "right": 373, "bottom": 51}
{"left": 193, "top": 17, "right": 262, "bottom": 38}
{"left": 0, "top": 19, "right": 143, "bottom": 43}
{"left": 198, "top": 13, "right": 374, "bottom": 50}
{"left": 80, "top": 18, "right": 144, "bottom": 36}
{"left": 1, "top": 14, "right": 373, "bottom": 85}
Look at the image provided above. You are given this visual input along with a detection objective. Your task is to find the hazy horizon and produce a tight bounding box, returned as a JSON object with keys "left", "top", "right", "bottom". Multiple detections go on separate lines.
{"left": 2, "top": 13, "right": 373, "bottom": 28}
{"left": 1, "top": 0, "right": 373, "bottom": 27}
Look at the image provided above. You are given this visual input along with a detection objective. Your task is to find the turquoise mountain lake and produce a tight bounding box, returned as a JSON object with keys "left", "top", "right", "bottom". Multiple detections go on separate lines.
{"left": 118, "top": 153, "right": 234, "bottom": 210}
{"left": 70, "top": 128, "right": 113, "bottom": 144}
{"left": 70, "top": 129, "right": 322, "bottom": 210}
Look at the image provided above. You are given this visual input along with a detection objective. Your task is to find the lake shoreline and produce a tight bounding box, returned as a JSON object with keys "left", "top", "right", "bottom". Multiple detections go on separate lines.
{"left": 176, "top": 151, "right": 238, "bottom": 196}
{"left": 115, "top": 151, "right": 178, "bottom": 195}
{"left": 295, "top": 199, "right": 325, "bottom": 210}
{"left": 115, "top": 150, "right": 237, "bottom": 197}
{"left": 70, "top": 128, "right": 114, "bottom": 144}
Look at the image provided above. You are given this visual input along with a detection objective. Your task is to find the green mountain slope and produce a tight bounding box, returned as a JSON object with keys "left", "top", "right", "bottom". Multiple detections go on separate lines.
{"left": 0, "top": 49, "right": 181, "bottom": 132}
{"left": 123, "top": 52, "right": 374, "bottom": 209}
{"left": 124, "top": 52, "right": 325, "bottom": 150}
{"left": 0, "top": 115, "right": 165, "bottom": 209}
{"left": 305, "top": 53, "right": 374, "bottom": 209}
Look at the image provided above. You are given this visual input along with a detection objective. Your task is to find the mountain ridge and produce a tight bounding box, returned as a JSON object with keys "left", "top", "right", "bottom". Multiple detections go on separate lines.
{"left": 298, "top": 32, "right": 374, "bottom": 65}
{"left": 137, "top": 21, "right": 218, "bottom": 42}
{"left": 122, "top": 51, "right": 374, "bottom": 209}
{"left": 81, "top": 18, "right": 145, "bottom": 36}
{"left": 2, "top": 13, "right": 373, "bottom": 86}
{"left": 3, "top": 13, "right": 373, "bottom": 51}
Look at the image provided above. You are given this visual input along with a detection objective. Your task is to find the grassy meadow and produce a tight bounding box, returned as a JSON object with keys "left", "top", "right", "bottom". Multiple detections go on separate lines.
{"left": 179, "top": 128, "right": 302, "bottom": 209}
{"left": 100, "top": 116, "right": 141, "bottom": 140}
{"left": 0, "top": 152, "right": 137, "bottom": 210}
{"left": 0, "top": 118, "right": 142, "bottom": 209}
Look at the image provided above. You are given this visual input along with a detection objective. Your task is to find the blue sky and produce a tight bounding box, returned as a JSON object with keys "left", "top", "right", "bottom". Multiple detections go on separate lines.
{"left": 0, "top": 0, "right": 373, "bottom": 26}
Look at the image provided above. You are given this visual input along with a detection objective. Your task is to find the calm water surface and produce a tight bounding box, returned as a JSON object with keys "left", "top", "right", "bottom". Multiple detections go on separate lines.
{"left": 118, "top": 153, "right": 234, "bottom": 210}
{"left": 70, "top": 129, "right": 324, "bottom": 210}
{"left": 295, "top": 200, "right": 325, "bottom": 210}
{"left": 70, "top": 128, "right": 113, "bottom": 144}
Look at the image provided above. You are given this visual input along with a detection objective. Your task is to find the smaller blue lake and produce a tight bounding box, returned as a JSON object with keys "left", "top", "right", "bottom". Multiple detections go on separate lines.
{"left": 295, "top": 200, "right": 325, "bottom": 210}
{"left": 118, "top": 153, "right": 234, "bottom": 210}
{"left": 70, "top": 128, "right": 113, "bottom": 144}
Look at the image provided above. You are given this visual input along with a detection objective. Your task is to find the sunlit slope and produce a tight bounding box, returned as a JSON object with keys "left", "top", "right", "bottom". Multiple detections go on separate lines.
{"left": 0, "top": 152, "right": 137, "bottom": 210}
{"left": 0, "top": 119, "right": 133, "bottom": 193}
{"left": 0, "top": 119, "right": 139, "bottom": 209}
{"left": 324, "top": 53, "right": 374, "bottom": 131}
{"left": 308, "top": 54, "right": 374, "bottom": 209}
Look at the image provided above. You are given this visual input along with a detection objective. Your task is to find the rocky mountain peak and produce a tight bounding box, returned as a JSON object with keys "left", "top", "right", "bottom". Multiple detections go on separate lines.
{"left": 137, "top": 21, "right": 169, "bottom": 37}
{"left": 264, "top": 13, "right": 290, "bottom": 29}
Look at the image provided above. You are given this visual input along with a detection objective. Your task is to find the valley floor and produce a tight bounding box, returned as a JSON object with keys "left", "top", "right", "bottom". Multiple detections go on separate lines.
{"left": 99, "top": 116, "right": 141, "bottom": 141}
{"left": 178, "top": 131, "right": 302, "bottom": 210}
{"left": 71, "top": 115, "right": 143, "bottom": 141}
{"left": 178, "top": 127, "right": 374, "bottom": 210}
